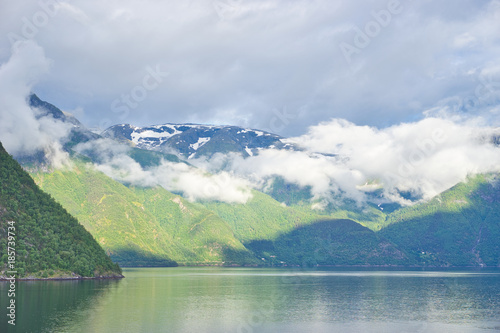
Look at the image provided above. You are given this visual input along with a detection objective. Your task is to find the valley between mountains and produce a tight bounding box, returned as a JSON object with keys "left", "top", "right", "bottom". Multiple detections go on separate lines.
{"left": 2, "top": 94, "right": 500, "bottom": 279}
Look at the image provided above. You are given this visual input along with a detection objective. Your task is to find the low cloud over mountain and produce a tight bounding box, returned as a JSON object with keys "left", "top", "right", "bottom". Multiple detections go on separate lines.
{"left": 1, "top": 39, "right": 499, "bottom": 207}
{"left": 0, "top": 41, "right": 72, "bottom": 167}
{"left": 215, "top": 116, "right": 500, "bottom": 205}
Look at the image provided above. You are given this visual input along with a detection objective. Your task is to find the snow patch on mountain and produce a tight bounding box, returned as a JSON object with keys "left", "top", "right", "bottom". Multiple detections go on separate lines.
{"left": 245, "top": 146, "right": 253, "bottom": 156}
{"left": 131, "top": 129, "right": 178, "bottom": 142}
{"left": 103, "top": 122, "right": 297, "bottom": 158}
{"left": 190, "top": 137, "right": 211, "bottom": 151}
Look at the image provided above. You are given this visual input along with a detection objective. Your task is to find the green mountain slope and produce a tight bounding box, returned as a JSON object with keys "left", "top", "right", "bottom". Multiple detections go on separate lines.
{"left": 271, "top": 219, "right": 407, "bottom": 266}
{"left": 31, "top": 160, "right": 258, "bottom": 266}
{"left": 133, "top": 186, "right": 258, "bottom": 265}
{"left": 33, "top": 158, "right": 397, "bottom": 267}
{"left": 19, "top": 94, "right": 500, "bottom": 268}
{"left": 0, "top": 142, "right": 122, "bottom": 278}
{"left": 33, "top": 162, "right": 182, "bottom": 266}
{"left": 202, "top": 190, "right": 322, "bottom": 243}
{"left": 28, "top": 154, "right": 500, "bottom": 268}
{"left": 263, "top": 177, "right": 392, "bottom": 231}
{"left": 204, "top": 193, "right": 406, "bottom": 266}
{"left": 380, "top": 174, "right": 500, "bottom": 266}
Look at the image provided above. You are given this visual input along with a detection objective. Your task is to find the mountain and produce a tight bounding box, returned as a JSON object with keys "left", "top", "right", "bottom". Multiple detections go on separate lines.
{"left": 29, "top": 94, "right": 101, "bottom": 149}
{"left": 11, "top": 94, "right": 101, "bottom": 166}
{"left": 203, "top": 193, "right": 407, "bottom": 266}
{"left": 31, "top": 160, "right": 259, "bottom": 266}
{"left": 269, "top": 219, "right": 407, "bottom": 266}
{"left": 262, "top": 176, "right": 393, "bottom": 231}
{"left": 29, "top": 151, "right": 500, "bottom": 268}
{"left": 0, "top": 142, "right": 122, "bottom": 279}
{"left": 203, "top": 190, "right": 321, "bottom": 243}
{"left": 380, "top": 174, "right": 500, "bottom": 267}
{"left": 102, "top": 123, "right": 295, "bottom": 158}
{"left": 32, "top": 160, "right": 407, "bottom": 267}
{"left": 266, "top": 173, "right": 500, "bottom": 267}
{"left": 29, "top": 94, "right": 82, "bottom": 126}
{"left": 16, "top": 95, "right": 500, "bottom": 268}
{"left": 26, "top": 94, "right": 185, "bottom": 169}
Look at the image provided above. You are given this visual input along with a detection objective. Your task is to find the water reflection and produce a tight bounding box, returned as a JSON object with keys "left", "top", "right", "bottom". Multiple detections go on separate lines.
{"left": 2, "top": 268, "right": 500, "bottom": 333}
{"left": 0, "top": 278, "right": 122, "bottom": 333}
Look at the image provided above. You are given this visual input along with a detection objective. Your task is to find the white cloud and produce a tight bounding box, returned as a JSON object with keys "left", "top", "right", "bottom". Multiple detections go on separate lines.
{"left": 75, "top": 139, "right": 253, "bottom": 204}
{"left": 0, "top": 40, "right": 72, "bottom": 165}
{"left": 73, "top": 113, "right": 500, "bottom": 207}
{"left": 195, "top": 115, "right": 500, "bottom": 206}
{"left": 2, "top": 1, "right": 500, "bottom": 207}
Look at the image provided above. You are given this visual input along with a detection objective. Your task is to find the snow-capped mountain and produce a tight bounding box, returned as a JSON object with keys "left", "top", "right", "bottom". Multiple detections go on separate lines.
{"left": 102, "top": 123, "right": 295, "bottom": 158}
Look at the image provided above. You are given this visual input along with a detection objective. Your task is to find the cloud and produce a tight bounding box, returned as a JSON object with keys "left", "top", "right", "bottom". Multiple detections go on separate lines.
{"left": 73, "top": 113, "right": 500, "bottom": 207}
{"left": 193, "top": 115, "right": 500, "bottom": 206}
{"left": 74, "top": 139, "right": 253, "bottom": 204}
{"left": 292, "top": 116, "right": 500, "bottom": 203}
{"left": 2, "top": 2, "right": 499, "bottom": 207}
{"left": 0, "top": 40, "right": 72, "bottom": 166}
{"left": 1, "top": 1, "right": 499, "bottom": 136}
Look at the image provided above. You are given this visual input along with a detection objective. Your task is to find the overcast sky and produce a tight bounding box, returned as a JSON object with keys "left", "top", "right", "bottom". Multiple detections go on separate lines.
{"left": 1, "top": 0, "right": 500, "bottom": 136}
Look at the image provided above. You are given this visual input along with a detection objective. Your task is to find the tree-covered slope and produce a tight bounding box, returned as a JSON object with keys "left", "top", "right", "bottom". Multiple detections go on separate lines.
{"left": 31, "top": 161, "right": 258, "bottom": 266}
{"left": 269, "top": 219, "right": 407, "bottom": 266}
{"left": 133, "top": 186, "right": 259, "bottom": 265}
{"left": 263, "top": 176, "right": 393, "bottom": 231}
{"left": 202, "top": 190, "right": 322, "bottom": 243}
{"left": 0, "top": 142, "right": 122, "bottom": 278}
{"left": 33, "top": 161, "right": 183, "bottom": 266}
{"left": 203, "top": 192, "right": 407, "bottom": 266}
{"left": 28, "top": 154, "right": 500, "bottom": 268}
{"left": 380, "top": 174, "right": 500, "bottom": 266}
{"left": 33, "top": 158, "right": 399, "bottom": 267}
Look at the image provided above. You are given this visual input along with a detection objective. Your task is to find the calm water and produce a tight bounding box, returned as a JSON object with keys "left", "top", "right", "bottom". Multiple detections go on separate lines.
{"left": 1, "top": 267, "right": 500, "bottom": 333}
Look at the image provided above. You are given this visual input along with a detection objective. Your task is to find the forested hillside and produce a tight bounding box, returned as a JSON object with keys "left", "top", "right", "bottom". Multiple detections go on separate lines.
{"left": 32, "top": 160, "right": 258, "bottom": 266}
{"left": 30, "top": 155, "right": 500, "bottom": 268}
{"left": 380, "top": 174, "right": 500, "bottom": 266}
{"left": 33, "top": 158, "right": 398, "bottom": 267}
{"left": 0, "top": 142, "right": 122, "bottom": 278}
{"left": 15, "top": 94, "right": 500, "bottom": 268}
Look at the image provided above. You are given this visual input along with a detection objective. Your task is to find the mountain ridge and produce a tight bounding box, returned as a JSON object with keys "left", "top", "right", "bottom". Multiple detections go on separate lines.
{"left": 31, "top": 160, "right": 260, "bottom": 266}
{"left": 102, "top": 122, "right": 295, "bottom": 159}
{"left": 12, "top": 94, "right": 500, "bottom": 268}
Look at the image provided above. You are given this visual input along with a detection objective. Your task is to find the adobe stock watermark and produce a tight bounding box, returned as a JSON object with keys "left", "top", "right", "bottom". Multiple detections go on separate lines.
{"left": 261, "top": 106, "right": 301, "bottom": 135}
{"left": 385, "top": 127, "right": 448, "bottom": 184}
{"left": 236, "top": 299, "right": 274, "bottom": 333}
{"left": 235, "top": 244, "right": 330, "bottom": 333}
{"left": 7, "top": 0, "right": 61, "bottom": 45}
{"left": 5, "top": 221, "right": 17, "bottom": 326}
{"left": 447, "top": 73, "right": 500, "bottom": 115}
{"left": 212, "top": 0, "right": 242, "bottom": 21}
{"left": 201, "top": 171, "right": 248, "bottom": 201}
{"left": 100, "top": 65, "right": 169, "bottom": 130}
{"left": 339, "top": 0, "right": 410, "bottom": 64}
{"left": 475, "top": 74, "right": 500, "bottom": 102}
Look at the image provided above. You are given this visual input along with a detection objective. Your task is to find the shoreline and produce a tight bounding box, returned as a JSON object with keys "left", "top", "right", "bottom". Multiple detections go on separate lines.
{"left": 122, "top": 264, "right": 498, "bottom": 269}
{"left": 2, "top": 265, "right": 497, "bottom": 280}
{"left": 0, "top": 274, "right": 124, "bottom": 281}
